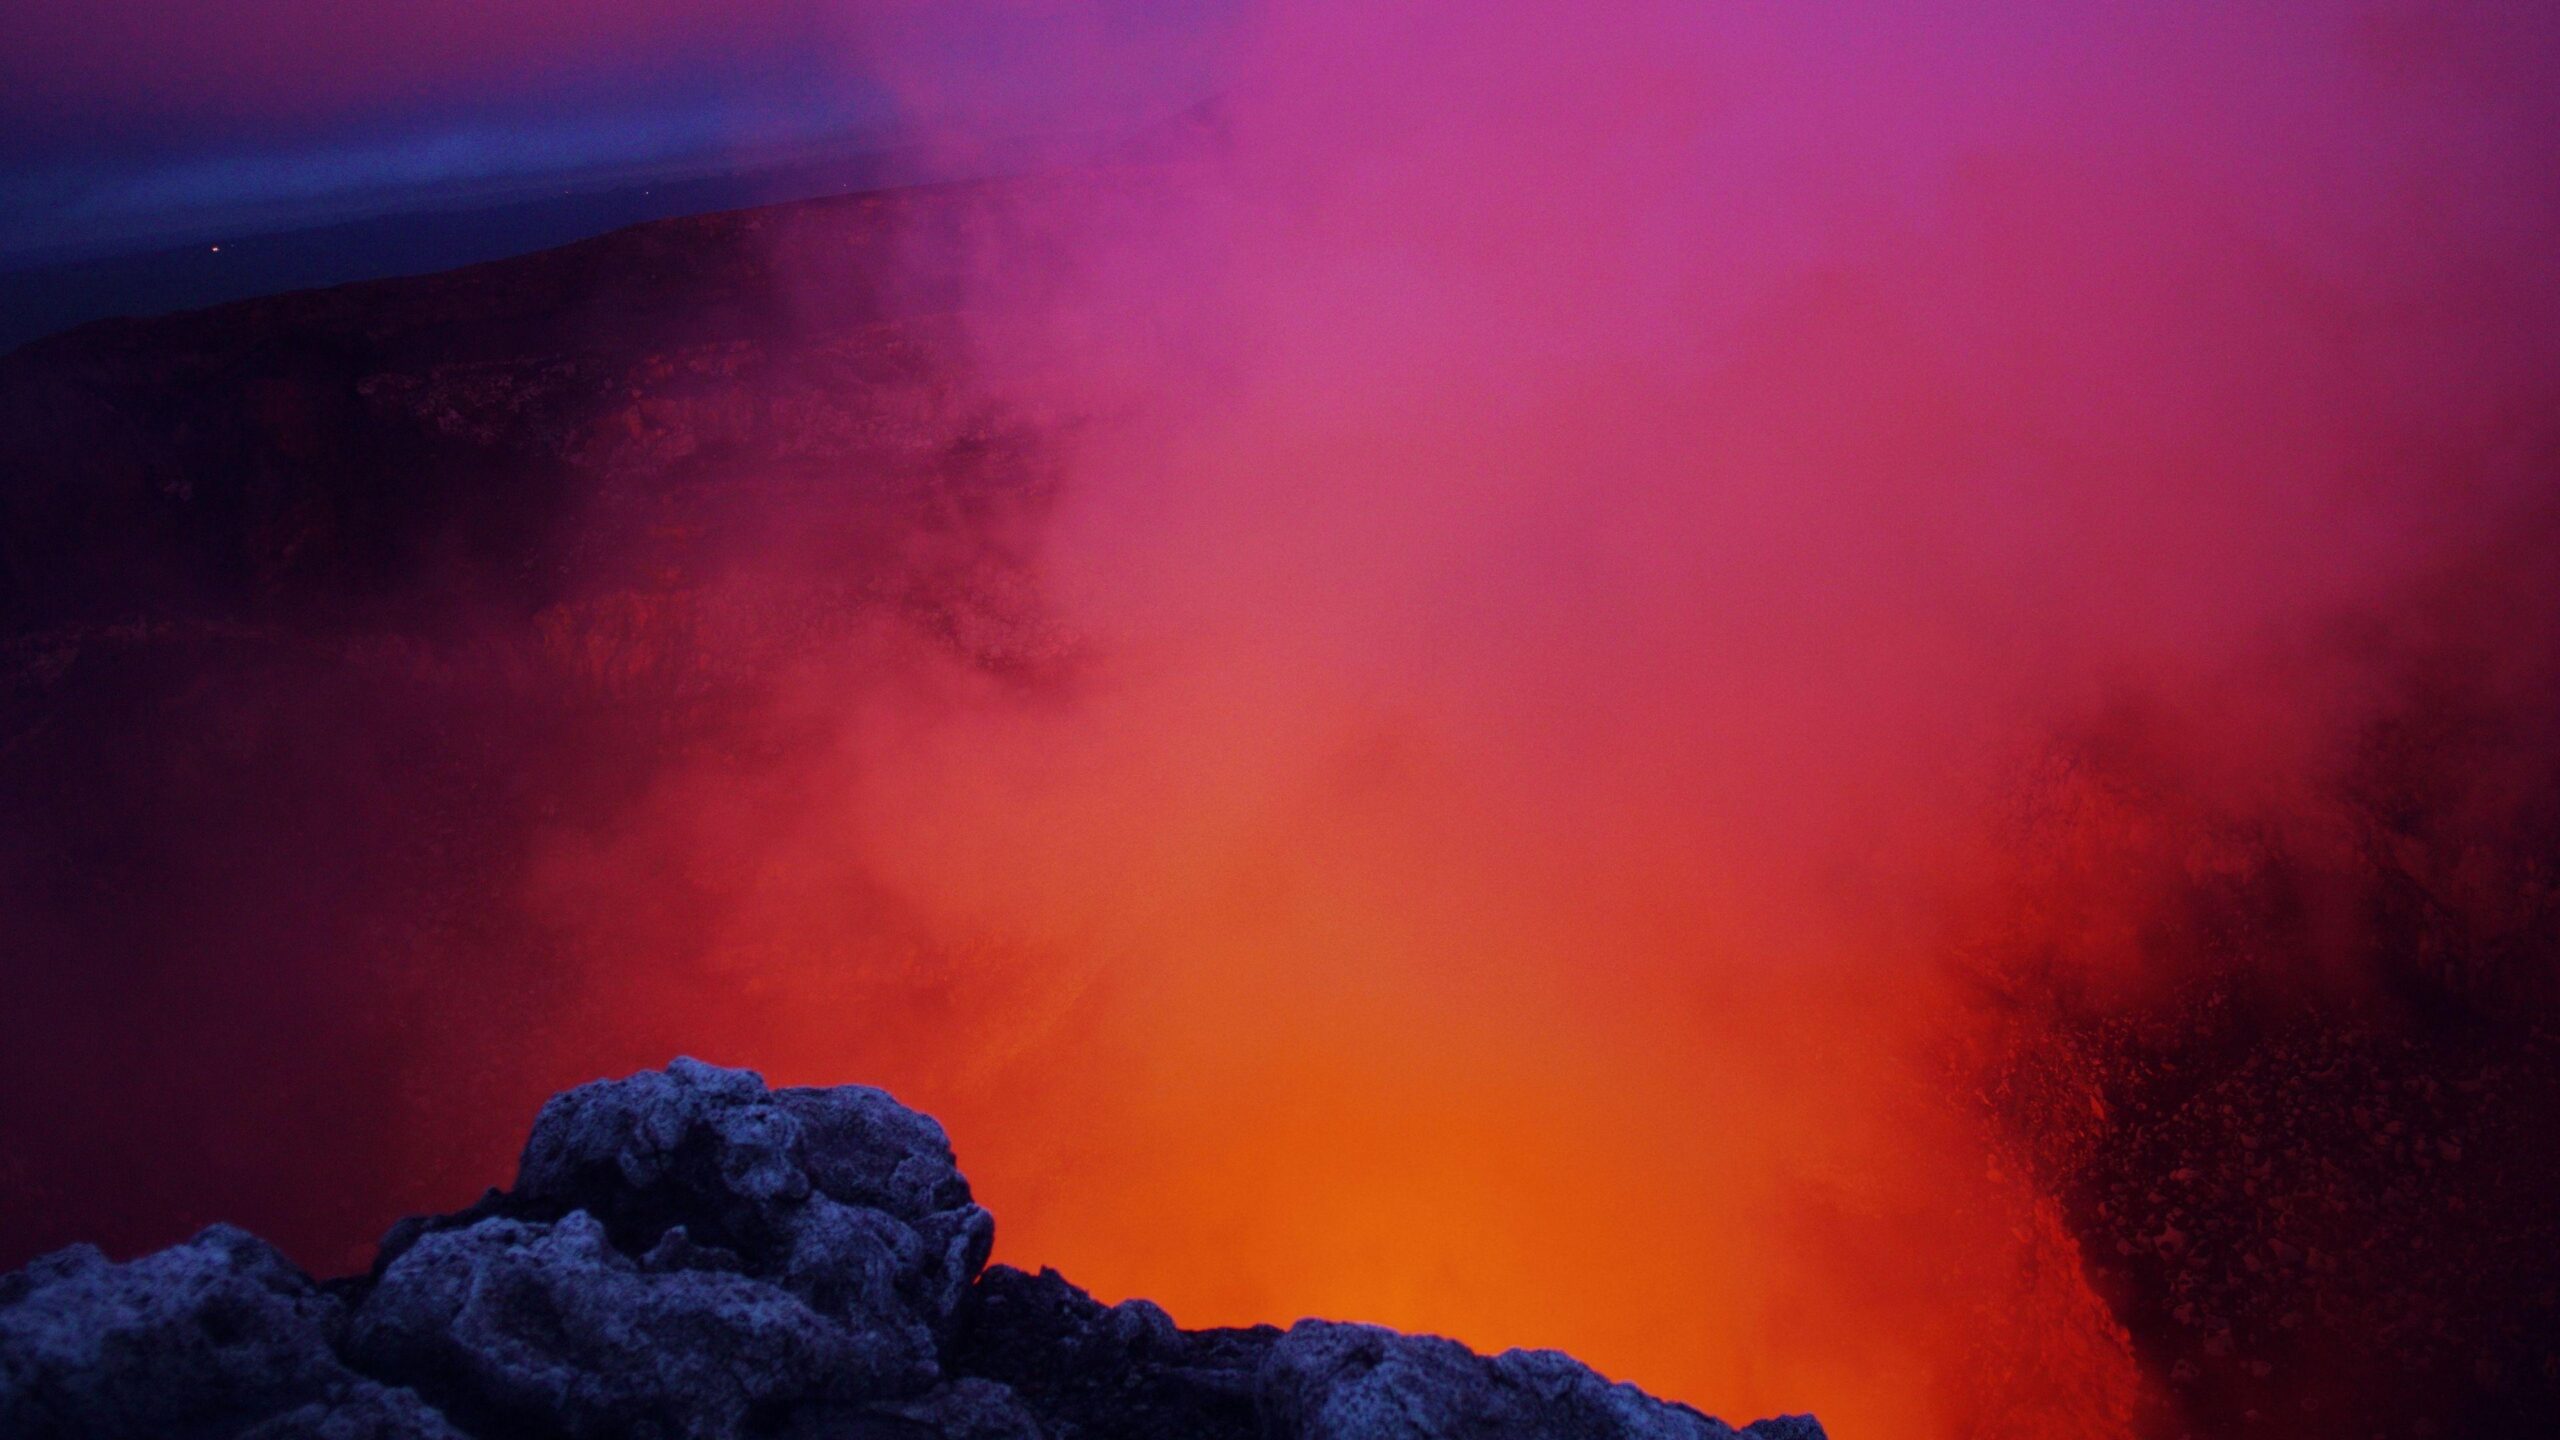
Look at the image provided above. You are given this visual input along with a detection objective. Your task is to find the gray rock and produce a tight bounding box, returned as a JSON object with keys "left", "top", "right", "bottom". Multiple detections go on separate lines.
{"left": 348, "top": 1209, "right": 913, "bottom": 1440}
{"left": 947, "top": 1265, "right": 1274, "bottom": 1440}
{"left": 1260, "top": 1321, "right": 1822, "bottom": 1440}
{"left": 0, "top": 1225, "right": 460, "bottom": 1440}
{"left": 874, "top": 1377, "right": 1046, "bottom": 1439}
{"left": 2, "top": 1064, "right": 1825, "bottom": 1440}
{"left": 507, "top": 1057, "right": 993, "bottom": 1343}
{"left": 238, "top": 1385, "right": 472, "bottom": 1440}
{"left": 775, "top": 1378, "right": 1046, "bottom": 1440}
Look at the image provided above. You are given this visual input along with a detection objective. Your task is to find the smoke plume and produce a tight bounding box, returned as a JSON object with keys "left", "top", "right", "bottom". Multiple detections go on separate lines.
{"left": 6, "top": 4, "right": 2560, "bottom": 1437}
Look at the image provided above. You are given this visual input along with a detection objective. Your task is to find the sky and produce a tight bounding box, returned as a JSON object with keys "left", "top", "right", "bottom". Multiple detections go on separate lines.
{"left": 0, "top": 0, "right": 1240, "bottom": 259}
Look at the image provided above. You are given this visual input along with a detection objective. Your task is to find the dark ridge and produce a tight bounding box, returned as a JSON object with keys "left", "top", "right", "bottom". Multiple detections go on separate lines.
{"left": 0, "top": 179, "right": 1027, "bottom": 631}
{"left": 0, "top": 177, "right": 1069, "bottom": 1284}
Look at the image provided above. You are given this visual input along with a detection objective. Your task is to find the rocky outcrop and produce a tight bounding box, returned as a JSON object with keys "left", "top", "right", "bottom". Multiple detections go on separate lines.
{"left": 0, "top": 1225, "right": 462, "bottom": 1439}
{"left": 0, "top": 1060, "right": 1825, "bottom": 1440}
{"left": 1260, "top": 1325, "right": 1828, "bottom": 1440}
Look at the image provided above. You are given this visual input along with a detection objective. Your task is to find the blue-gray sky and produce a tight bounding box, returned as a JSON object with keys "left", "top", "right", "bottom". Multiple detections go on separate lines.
{"left": 0, "top": 0, "right": 1238, "bottom": 260}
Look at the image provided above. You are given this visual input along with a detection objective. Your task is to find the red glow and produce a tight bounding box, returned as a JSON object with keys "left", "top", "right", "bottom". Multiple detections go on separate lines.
{"left": 6, "top": 5, "right": 2558, "bottom": 1439}
{"left": 490, "top": 6, "right": 2560, "bottom": 1434}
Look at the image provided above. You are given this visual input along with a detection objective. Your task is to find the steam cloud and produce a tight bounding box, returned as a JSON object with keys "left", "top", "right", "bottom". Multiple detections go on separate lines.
{"left": 5, "top": 4, "right": 2558, "bottom": 1438}
{"left": 709, "top": 3, "right": 2556, "bottom": 1433}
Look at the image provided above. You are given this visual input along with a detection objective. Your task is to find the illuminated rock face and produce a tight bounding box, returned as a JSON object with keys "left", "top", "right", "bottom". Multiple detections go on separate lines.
{"left": 0, "top": 1060, "right": 1826, "bottom": 1440}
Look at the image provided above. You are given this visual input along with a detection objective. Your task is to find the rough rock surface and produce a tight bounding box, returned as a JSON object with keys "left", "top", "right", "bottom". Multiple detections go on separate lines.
{"left": 0, "top": 1225, "right": 460, "bottom": 1440}
{"left": 0, "top": 1060, "right": 1825, "bottom": 1440}
{"left": 1261, "top": 1324, "right": 1828, "bottom": 1440}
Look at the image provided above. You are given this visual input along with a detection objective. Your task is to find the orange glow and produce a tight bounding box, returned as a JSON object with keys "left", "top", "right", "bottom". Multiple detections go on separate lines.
{"left": 470, "top": 6, "right": 2560, "bottom": 1436}
{"left": 5, "top": 7, "right": 2543, "bottom": 1440}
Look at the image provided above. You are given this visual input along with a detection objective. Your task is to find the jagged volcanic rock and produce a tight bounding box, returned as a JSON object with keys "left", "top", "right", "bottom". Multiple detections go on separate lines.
{"left": 0, "top": 1060, "right": 1826, "bottom": 1440}
{"left": 0, "top": 1225, "right": 463, "bottom": 1439}
{"left": 1258, "top": 1325, "right": 1827, "bottom": 1440}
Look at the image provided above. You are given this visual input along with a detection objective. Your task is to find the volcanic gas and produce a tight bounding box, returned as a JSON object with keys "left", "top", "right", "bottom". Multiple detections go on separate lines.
{"left": 5, "top": 4, "right": 2560, "bottom": 1438}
